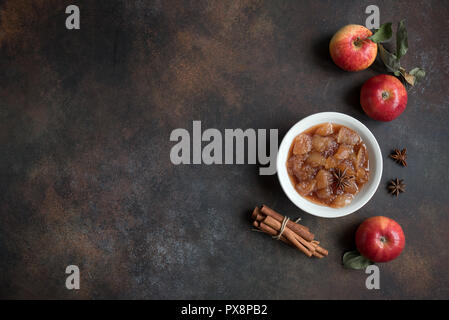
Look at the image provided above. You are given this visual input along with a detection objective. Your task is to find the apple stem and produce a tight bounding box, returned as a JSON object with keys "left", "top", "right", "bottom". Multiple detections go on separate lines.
{"left": 382, "top": 91, "right": 390, "bottom": 100}
{"left": 354, "top": 37, "right": 363, "bottom": 47}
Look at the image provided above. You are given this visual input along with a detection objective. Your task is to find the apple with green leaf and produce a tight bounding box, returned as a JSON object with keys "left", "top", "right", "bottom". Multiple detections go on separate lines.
{"left": 329, "top": 24, "right": 377, "bottom": 71}
{"left": 343, "top": 216, "right": 405, "bottom": 269}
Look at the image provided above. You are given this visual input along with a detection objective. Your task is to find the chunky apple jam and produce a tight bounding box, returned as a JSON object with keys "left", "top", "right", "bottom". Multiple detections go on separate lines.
{"left": 287, "top": 123, "right": 369, "bottom": 208}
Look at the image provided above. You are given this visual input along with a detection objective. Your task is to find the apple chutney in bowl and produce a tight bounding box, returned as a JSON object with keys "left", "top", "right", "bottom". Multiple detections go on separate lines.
{"left": 286, "top": 122, "right": 370, "bottom": 208}
{"left": 277, "top": 112, "right": 382, "bottom": 218}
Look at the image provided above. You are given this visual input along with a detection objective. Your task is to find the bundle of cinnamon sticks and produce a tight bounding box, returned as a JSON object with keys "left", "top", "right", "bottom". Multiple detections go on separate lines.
{"left": 252, "top": 205, "right": 328, "bottom": 258}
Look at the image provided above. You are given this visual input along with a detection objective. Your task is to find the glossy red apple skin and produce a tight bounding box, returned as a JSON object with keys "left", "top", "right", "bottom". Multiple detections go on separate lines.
{"left": 329, "top": 24, "right": 377, "bottom": 71}
{"left": 356, "top": 216, "right": 405, "bottom": 263}
{"left": 360, "top": 74, "right": 408, "bottom": 121}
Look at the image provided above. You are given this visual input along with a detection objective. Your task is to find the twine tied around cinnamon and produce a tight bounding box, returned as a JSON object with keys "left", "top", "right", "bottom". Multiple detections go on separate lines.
{"left": 272, "top": 216, "right": 289, "bottom": 240}
{"left": 253, "top": 215, "right": 302, "bottom": 241}
{"left": 271, "top": 216, "right": 302, "bottom": 240}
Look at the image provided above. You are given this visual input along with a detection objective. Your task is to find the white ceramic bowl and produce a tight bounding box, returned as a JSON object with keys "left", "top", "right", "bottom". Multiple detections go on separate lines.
{"left": 277, "top": 112, "right": 382, "bottom": 218}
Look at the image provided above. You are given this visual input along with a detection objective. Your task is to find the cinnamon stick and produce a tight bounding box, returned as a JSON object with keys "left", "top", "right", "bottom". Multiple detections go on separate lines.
{"left": 310, "top": 240, "right": 328, "bottom": 257}
{"left": 263, "top": 216, "right": 312, "bottom": 257}
{"left": 254, "top": 220, "right": 290, "bottom": 246}
{"left": 251, "top": 208, "right": 264, "bottom": 222}
{"left": 315, "top": 245, "right": 328, "bottom": 256}
{"left": 260, "top": 205, "right": 314, "bottom": 241}
{"left": 251, "top": 205, "right": 328, "bottom": 258}
{"left": 293, "top": 233, "right": 316, "bottom": 253}
{"left": 251, "top": 207, "right": 260, "bottom": 220}
{"left": 258, "top": 219, "right": 328, "bottom": 258}
{"left": 262, "top": 217, "right": 316, "bottom": 253}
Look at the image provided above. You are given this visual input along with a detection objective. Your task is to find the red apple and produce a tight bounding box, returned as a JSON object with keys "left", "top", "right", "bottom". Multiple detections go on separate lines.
{"left": 355, "top": 216, "right": 405, "bottom": 263}
{"left": 360, "top": 74, "right": 408, "bottom": 121}
{"left": 329, "top": 24, "right": 377, "bottom": 71}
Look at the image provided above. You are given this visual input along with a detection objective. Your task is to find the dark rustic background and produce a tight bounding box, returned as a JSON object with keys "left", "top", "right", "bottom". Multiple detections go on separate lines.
{"left": 0, "top": 0, "right": 448, "bottom": 299}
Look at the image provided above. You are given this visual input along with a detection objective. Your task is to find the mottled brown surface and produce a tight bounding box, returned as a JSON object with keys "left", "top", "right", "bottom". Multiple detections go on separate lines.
{"left": 0, "top": 0, "right": 448, "bottom": 299}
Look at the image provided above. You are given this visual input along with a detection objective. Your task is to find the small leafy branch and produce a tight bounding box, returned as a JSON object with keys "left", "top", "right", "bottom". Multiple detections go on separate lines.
{"left": 368, "top": 20, "right": 425, "bottom": 86}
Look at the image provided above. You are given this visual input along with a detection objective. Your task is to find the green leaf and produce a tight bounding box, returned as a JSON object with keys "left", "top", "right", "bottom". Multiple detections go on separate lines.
{"left": 401, "top": 71, "right": 415, "bottom": 86}
{"left": 396, "top": 20, "right": 408, "bottom": 59}
{"left": 409, "top": 67, "right": 426, "bottom": 84}
{"left": 378, "top": 44, "right": 401, "bottom": 73}
{"left": 368, "top": 22, "right": 393, "bottom": 43}
{"left": 398, "top": 67, "right": 426, "bottom": 86}
{"left": 343, "top": 250, "right": 374, "bottom": 270}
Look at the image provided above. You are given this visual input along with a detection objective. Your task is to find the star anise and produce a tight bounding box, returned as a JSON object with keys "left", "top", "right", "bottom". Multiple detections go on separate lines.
{"left": 390, "top": 148, "right": 407, "bottom": 167}
{"left": 333, "top": 168, "right": 355, "bottom": 192}
{"left": 388, "top": 178, "right": 406, "bottom": 196}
